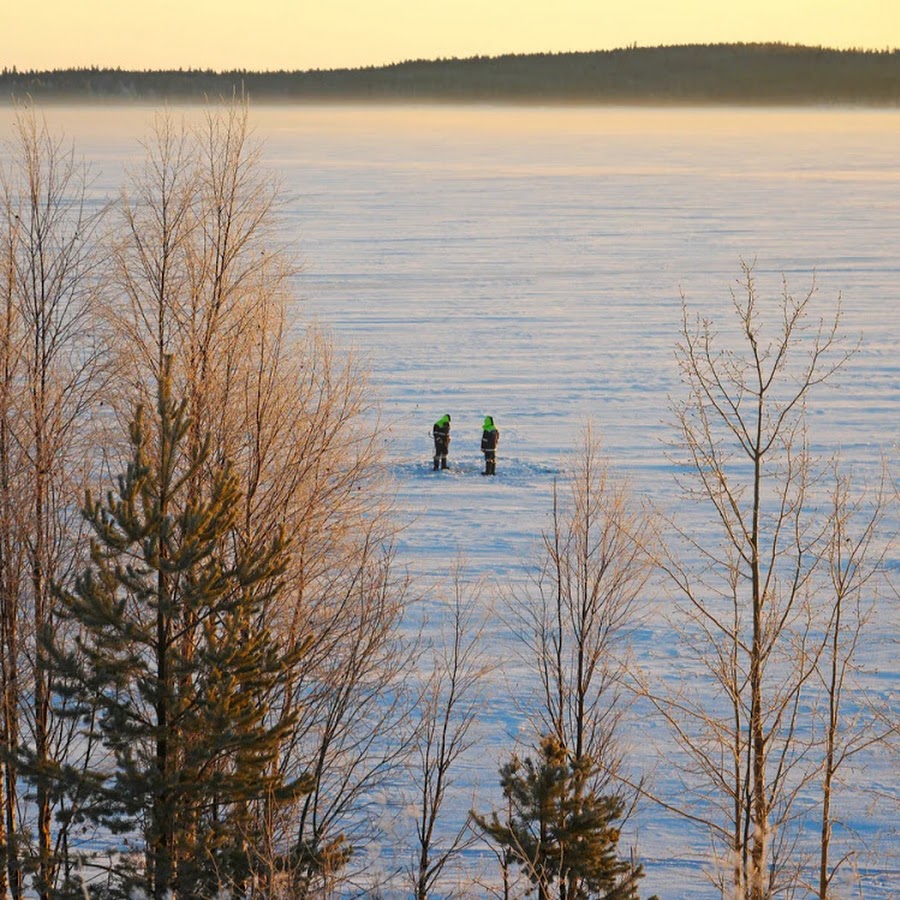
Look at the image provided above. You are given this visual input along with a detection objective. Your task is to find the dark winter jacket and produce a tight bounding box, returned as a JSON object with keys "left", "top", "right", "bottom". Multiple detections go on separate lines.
{"left": 433, "top": 414, "right": 451, "bottom": 447}
{"left": 481, "top": 416, "right": 499, "bottom": 452}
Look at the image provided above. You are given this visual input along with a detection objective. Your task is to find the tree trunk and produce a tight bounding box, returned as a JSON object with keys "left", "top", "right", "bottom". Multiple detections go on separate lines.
{"left": 32, "top": 427, "right": 52, "bottom": 900}
{"left": 153, "top": 458, "right": 174, "bottom": 897}
{"left": 0, "top": 350, "right": 18, "bottom": 899}
{"left": 819, "top": 559, "right": 842, "bottom": 900}
{"left": 748, "top": 411, "right": 768, "bottom": 900}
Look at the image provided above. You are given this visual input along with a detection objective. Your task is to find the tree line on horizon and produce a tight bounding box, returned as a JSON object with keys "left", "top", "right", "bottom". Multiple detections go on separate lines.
{"left": 2, "top": 43, "right": 900, "bottom": 105}
{"left": 0, "top": 99, "right": 896, "bottom": 899}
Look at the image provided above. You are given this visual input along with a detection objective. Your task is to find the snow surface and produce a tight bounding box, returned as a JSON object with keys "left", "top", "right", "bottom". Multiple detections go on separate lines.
{"left": 1, "top": 104, "right": 898, "bottom": 898}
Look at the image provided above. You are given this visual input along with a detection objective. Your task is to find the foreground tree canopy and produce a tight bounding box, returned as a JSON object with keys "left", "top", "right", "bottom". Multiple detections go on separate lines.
{"left": 0, "top": 102, "right": 412, "bottom": 900}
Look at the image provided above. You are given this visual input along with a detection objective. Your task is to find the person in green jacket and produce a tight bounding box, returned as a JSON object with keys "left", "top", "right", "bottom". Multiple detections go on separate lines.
{"left": 432, "top": 414, "right": 451, "bottom": 470}
{"left": 481, "top": 415, "right": 499, "bottom": 475}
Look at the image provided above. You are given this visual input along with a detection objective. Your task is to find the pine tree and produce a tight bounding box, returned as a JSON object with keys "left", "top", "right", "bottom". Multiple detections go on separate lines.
{"left": 43, "top": 361, "right": 308, "bottom": 899}
{"left": 474, "top": 735, "right": 647, "bottom": 900}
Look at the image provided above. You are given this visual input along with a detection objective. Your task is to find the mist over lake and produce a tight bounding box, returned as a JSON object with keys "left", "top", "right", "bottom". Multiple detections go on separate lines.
{"left": 1, "top": 103, "right": 897, "bottom": 897}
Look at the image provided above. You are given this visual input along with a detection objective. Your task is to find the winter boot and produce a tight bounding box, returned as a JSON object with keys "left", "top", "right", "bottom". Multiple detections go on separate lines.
{"left": 433, "top": 457, "right": 440, "bottom": 471}
{"left": 441, "top": 456, "right": 448, "bottom": 470}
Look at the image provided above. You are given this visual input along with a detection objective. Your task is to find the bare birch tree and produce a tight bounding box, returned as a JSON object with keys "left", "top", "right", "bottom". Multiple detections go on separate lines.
{"left": 514, "top": 425, "right": 653, "bottom": 794}
{"left": 814, "top": 469, "right": 893, "bottom": 898}
{"left": 640, "top": 262, "right": 892, "bottom": 899}
{"left": 481, "top": 426, "right": 654, "bottom": 900}
{"left": 276, "top": 538, "right": 413, "bottom": 898}
{"left": 0, "top": 136, "right": 24, "bottom": 900}
{"left": 408, "top": 565, "right": 491, "bottom": 900}
{"left": 0, "top": 106, "right": 107, "bottom": 899}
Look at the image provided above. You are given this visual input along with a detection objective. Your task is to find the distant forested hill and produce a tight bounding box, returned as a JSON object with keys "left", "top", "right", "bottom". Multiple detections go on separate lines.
{"left": 3, "top": 44, "right": 900, "bottom": 105}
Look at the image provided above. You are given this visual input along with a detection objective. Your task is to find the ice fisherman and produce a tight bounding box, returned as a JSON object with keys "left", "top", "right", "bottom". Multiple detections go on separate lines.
{"left": 432, "top": 414, "right": 451, "bottom": 470}
{"left": 481, "top": 415, "right": 499, "bottom": 475}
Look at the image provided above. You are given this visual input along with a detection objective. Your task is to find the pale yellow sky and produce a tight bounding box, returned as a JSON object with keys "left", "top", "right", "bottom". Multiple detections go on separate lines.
{"left": 4, "top": 0, "right": 899, "bottom": 72}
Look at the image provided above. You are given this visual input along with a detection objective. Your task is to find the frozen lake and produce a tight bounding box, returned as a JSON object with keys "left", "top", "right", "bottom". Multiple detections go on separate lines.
{"left": 2, "top": 103, "right": 898, "bottom": 897}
